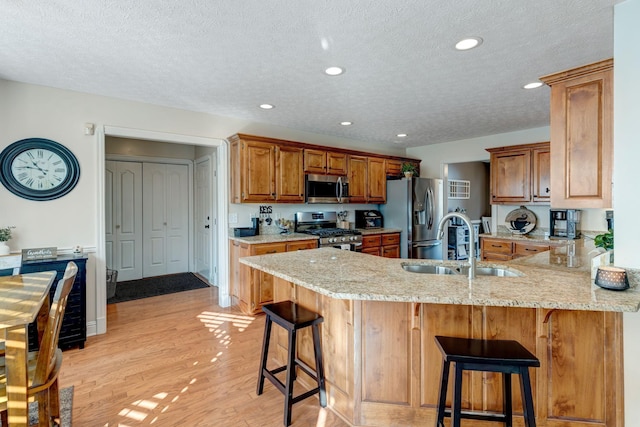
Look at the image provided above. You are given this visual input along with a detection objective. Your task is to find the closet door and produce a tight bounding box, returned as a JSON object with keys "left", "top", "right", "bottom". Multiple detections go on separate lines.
{"left": 105, "top": 161, "right": 143, "bottom": 281}
{"left": 143, "top": 163, "right": 189, "bottom": 277}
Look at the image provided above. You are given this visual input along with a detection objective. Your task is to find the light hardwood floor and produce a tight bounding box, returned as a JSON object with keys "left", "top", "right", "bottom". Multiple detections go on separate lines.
{"left": 59, "top": 287, "right": 350, "bottom": 427}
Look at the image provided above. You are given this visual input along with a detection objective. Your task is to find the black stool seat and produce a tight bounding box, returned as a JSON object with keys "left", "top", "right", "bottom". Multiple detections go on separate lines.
{"left": 257, "top": 301, "right": 327, "bottom": 426}
{"left": 434, "top": 335, "right": 540, "bottom": 427}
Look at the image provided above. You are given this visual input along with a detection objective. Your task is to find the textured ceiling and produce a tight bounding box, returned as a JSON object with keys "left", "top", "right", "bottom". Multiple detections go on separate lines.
{"left": 0, "top": 1, "right": 616, "bottom": 147}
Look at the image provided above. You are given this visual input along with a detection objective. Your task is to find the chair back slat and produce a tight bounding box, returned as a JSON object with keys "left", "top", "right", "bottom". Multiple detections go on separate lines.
{"left": 32, "top": 261, "right": 78, "bottom": 385}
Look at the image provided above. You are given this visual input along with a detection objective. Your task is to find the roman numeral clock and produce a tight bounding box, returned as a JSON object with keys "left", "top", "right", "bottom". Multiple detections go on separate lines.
{"left": 0, "top": 138, "right": 80, "bottom": 201}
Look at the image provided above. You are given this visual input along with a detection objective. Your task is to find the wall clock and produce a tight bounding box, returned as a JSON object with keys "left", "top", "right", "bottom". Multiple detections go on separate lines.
{"left": 0, "top": 138, "right": 80, "bottom": 201}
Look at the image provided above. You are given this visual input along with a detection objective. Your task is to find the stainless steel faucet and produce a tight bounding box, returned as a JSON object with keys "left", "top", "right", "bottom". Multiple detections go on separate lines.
{"left": 437, "top": 212, "right": 476, "bottom": 279}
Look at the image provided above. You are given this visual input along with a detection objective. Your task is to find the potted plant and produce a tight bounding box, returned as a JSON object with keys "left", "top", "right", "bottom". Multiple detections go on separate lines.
{"left": 401, "top": 163, "right": 418, "bottom": 178}
{"left": 594, "top": 229, "right": 614, "bottom": 263}
{"left": 0, "top": 226, "right": 15, "bottom": 255}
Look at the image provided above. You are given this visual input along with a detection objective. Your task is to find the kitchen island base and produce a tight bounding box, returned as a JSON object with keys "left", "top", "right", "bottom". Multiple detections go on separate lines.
{"left": 269, "top": 276, "right": 623, "bottom": 427}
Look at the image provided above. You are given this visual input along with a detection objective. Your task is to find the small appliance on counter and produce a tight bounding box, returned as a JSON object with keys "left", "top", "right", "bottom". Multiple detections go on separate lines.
{"left": 233, "top": 217, "right": 260, "bottom": 237}
{"left": 550, "top": 209, "right": 581, "bottom": 239}
{"left": 355, "top": 210, "right": 383, "bottom": 229}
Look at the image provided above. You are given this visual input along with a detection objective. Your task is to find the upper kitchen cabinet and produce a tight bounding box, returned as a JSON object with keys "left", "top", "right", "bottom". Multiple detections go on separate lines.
{"left": 540, "top": 59, "right": 613, "bottom": 209}
{"left": 229, "top": 134, "right": 303, "bottom": 203}
{"left": 303, "top": 148, "right": 348, "bottom": 175}
{"left": 486, "top": 142, "right": 550, "bottom": 205}
{"left": 348, "top": 155, "right": 368, "bottom": 203}
{"left": 367, "top": 157, "right": 386, "bottom": 203}
{"left": 385, "top": 159, "right": 421, "bottom": 179}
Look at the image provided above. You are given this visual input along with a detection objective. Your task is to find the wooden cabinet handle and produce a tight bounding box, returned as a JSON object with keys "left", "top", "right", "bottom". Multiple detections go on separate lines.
{"left": 525, "top": 248, "right": 537, "bottom": 251}
{"left": 491, "top": 244, "right": 502, "bottom": 248}
{"left": 266, "top": 250, "right": 277, "bottom": 254}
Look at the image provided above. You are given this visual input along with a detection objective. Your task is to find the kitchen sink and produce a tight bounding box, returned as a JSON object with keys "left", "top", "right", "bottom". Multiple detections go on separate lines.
{"left": 402, "top": 263, "right": 524, "bottom": 278}
{"left": 456, "top": 266, "right": 524, "bottom": 277}
{"left": 401, "top": 264, "right": 457, "bottom": 275}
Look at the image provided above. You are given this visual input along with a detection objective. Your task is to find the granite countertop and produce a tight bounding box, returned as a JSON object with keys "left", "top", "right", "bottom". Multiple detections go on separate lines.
{"left": 479, "top": 232, "right": 571, "bottom": 244}
{"left": 356, "top": 228, "right": 402, "bottom": 235}
{"left": 229, "top": 232, "right": 319, "bottom": 245}
{"left": 240, "top": 242, "right": 640, "bottom": 312}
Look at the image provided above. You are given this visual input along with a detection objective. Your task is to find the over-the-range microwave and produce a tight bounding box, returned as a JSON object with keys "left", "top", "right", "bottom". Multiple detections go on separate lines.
{"left": 305, "top": 174, "right": 349, "bottom": 204}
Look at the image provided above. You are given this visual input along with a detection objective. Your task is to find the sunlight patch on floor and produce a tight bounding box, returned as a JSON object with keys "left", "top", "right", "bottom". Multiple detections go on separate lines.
{"left": 197, "top": 311, "right": 255, "bottom": 333}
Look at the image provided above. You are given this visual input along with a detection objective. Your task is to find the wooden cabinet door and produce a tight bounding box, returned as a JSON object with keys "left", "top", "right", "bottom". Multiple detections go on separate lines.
{"left": 381, "top": 245, "right": 399, "bottom": 258}
{"left": 276, "top": 145, "right": 304, "bottom": 202}
{"left": 362, "top": 247, "right": 381, "bottom": 256}
{"left": 229, "top": 240, "right": 240, "bottom": 298}
{"left": 532, "top": 146, "right": 551, "bottom": 203}
{"left": 513, "top": 242, "right": 550, "bottom": 258}
{"left": 242, "top": 140, "right": 276, "bottom": 202}
{"left": 542, "top": 59, "right": 613, "bottom": 208}
{"left": 327, "top": 151, "right": 348, "bottom": 175}
{"left": 481, "top": 237, "right": 513, "bottom": 261}
{"left": 490, "top": 149, "right": 531, "bottom": 204}
{"left": 537, "top": 309, "right": 623, "bottom": 427}
{"left": 367, "top": 157, "right": 386, "bottom": 203}
{"left": 348, "top": 155, "right": 368, "bottom": 203}
{"left": 304, "top": 148, "right": 327, "bottom": 174}
{"left": 286, "top": 240, "right": 318, "bottom": 251}
{"left": 229, "top": 139, "right": 241, "bottom": 203}
{"left": 385, "top": 159, "right": 402, "bottom": 178}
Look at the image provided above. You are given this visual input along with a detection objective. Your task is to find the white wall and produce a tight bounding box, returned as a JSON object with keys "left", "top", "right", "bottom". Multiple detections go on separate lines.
{"left": 615, "top": 0, "right": 640, "bottom": 423}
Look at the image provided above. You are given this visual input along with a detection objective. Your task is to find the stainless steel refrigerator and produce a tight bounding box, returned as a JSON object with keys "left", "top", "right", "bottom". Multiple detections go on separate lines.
{"left": 380, "top": 178, "right": 445, "bottom": 259}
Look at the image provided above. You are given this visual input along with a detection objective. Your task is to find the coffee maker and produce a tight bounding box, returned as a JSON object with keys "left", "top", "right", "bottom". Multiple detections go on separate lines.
{"left": 550, "top": 209, "right": 581, "bottom": 239}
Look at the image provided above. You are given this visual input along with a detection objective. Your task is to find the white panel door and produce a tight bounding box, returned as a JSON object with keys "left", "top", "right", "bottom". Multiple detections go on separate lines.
{"left": 195, "top": 156, "right": 215, "bottom": 282}
{"left": 105, "top": 160, "right": 143, "bottom": 281}
{"left": 142, "top": 163, "right": 189, "bottom": 277}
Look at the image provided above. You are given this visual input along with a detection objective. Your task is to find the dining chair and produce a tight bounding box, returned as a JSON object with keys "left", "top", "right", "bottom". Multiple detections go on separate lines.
{"left": 0, "top": 261, "right": 78, "bottom": 426}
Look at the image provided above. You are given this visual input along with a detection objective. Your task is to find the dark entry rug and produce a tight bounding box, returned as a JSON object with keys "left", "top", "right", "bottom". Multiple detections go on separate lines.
{"left": 107, "top": 272, "right": 210, "bottom": 304}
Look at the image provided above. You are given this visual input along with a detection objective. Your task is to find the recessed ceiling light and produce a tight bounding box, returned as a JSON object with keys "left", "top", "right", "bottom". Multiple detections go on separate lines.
{"left": 325, "top": 66, "right": 345, "bottom": 76}
{"left": 397, "top": 133, "right": 407, "bottom": 138}
{"left": 259, "top": 104, "right": 275, "bottom": 109}
{"left": 455, "top": 37, "right": 483, "bottom": 51}
{"left": 523, "top": 82, "right": 543, "bottom": 89}
{"left": 340, "top": 121, "right": 352, "bottom": 126}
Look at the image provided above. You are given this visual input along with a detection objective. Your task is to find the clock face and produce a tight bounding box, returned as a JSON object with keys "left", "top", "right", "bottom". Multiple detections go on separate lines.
{"left": 0, "top": 138, "right": 80, "bottom": 201}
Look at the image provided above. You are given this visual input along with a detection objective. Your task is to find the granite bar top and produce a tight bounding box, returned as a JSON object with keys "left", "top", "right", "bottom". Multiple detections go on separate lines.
{"left": 229, "top": 233, "right": 319, "bottom": 245}
{"left": 240, "top": 241, "right": 640, "bottom": 312}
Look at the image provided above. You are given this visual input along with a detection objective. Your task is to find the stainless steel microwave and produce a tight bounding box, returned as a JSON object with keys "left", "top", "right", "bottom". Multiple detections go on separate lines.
{"left": 305, "top": 174, "right": 349, "bottom": 204}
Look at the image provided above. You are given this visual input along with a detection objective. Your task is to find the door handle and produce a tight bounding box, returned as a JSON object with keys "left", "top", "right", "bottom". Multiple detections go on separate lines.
{"left": 205, "top": 225, "right": 210, "bottom": 229}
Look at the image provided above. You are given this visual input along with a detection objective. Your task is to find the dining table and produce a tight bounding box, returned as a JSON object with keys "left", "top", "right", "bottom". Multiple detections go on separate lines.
{"left": 0, "top": 270, "right": 56, "bottom": 426}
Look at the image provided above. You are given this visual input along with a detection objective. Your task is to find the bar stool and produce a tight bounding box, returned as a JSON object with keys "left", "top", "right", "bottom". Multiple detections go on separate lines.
{"left": 434, "top": 335, "right": 540, "bottom": 427}
{"left": 257, "top": 301, "right": 327, "bottom": 426}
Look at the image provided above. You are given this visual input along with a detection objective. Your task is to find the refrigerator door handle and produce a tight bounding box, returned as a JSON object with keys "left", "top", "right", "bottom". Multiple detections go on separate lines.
{"left": 426, "top": 187, "right": 434, "bottom": 230}
{"left": 412, "top": 241, "right": 442, "bottom": 248}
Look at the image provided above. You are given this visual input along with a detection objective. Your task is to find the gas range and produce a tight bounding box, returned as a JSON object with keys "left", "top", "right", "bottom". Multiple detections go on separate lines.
{"left": 295, "top": 211, "right": 362, "bottom": 249}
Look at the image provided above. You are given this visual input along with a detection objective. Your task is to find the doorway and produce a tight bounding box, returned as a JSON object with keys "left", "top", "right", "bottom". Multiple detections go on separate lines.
{"left": 95, "top": 126, "right": 229, "bottom": 336}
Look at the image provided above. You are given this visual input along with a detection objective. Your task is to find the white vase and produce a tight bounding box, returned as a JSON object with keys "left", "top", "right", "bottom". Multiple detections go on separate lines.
{"left": 0, "top": 241, "right": 9, "bottom": 256}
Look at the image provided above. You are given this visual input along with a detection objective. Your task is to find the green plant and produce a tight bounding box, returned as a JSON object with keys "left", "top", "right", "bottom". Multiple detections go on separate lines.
{"left": 594, "top": 229, "right": 614, "bottom": 251}
{"left": 401, "top": 163, "right": 418, "bottom": 176}
{"left": 0, "top": 226, "right": 15, "bottom": 242}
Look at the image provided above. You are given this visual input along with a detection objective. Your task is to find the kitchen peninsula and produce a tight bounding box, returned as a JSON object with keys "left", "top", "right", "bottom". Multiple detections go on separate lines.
{"left": 240, "top": 244, "right": 639, "bottom": 427}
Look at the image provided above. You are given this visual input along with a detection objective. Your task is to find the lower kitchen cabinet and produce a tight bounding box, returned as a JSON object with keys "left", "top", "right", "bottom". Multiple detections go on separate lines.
{"left": 481, "top": 236, "right": 553, "bottom": 262}
{"left": 361, "top": 232, "right": 400, "bottom": 258}
{"left": 229, "top": 238, "right": 317, "bottom": 315}
{"left": 270, "top": 278, "right": 623, "bottom": 427}
{"left": 21, "top": 254, "right": 88, "bottom": 350}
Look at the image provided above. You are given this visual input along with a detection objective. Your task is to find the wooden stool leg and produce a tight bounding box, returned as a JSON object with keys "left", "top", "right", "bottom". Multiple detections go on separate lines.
{"left": 452, "top": 363, "right": 464, "bottom": 427}
{"left": 519, "top": 367, "right": 537, "bottom": 427}
{"left": 284, "top": 329, "right": 297, "bottom": 426}
{"left": 435, "top": 360, "right": 450, "bottom": 427}
{"left": 257, "top": 315, "right": 273, "bottom": 396}
{"left": 502, "top": 373, "right": 513, "bottom": 427}
{"left": 312, "top": 324, "right": 327, "bottom": 407}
